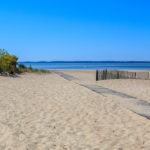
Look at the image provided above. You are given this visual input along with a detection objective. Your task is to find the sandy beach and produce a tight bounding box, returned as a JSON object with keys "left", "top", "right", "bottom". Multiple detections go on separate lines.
{"left": 58, "top": 70, "right": 150, "bottom": 102}
{"left": 0, "top": 71, "right": 150, "bottom": 150}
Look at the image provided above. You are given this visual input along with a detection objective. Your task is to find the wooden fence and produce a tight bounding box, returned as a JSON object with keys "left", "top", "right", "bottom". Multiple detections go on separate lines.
{"left": 96, "top": 70, "right": 150, "bottom": 80}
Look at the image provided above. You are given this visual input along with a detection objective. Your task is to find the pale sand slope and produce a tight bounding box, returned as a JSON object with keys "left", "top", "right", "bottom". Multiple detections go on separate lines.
{"left": 58, "top": 70, "right": 150, "bottom": 102}
{"left": 0, "top": 73, "right": 150, "bottom": 149}
{"left": 96, "top": 79, "right": 150, "bottom": 102}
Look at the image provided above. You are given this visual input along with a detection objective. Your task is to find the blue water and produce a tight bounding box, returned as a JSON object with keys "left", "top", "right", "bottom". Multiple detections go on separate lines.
{"left": 18, "top": 62, "right": 150, "bottom": 70}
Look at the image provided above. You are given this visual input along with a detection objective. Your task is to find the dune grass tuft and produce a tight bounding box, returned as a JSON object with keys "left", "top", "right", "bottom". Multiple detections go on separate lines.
{"left": 18, "top": 64, "right": 51, "bottom": 74}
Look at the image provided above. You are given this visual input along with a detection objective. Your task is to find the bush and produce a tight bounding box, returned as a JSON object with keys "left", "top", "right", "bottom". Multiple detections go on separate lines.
{"left": 3, "top": 55, "right": 18, "bottom": 74}
{"left": 18, "top": 64, "right": 26, "bottom": 69}
{"left": 17, "top": 64, "right": 27, "bottom": 73}
{"left": 0, "top": 49, "right": 8, "bottom": 73}
{"left": 0, "top": 49, "right": 18, "bottom": 74}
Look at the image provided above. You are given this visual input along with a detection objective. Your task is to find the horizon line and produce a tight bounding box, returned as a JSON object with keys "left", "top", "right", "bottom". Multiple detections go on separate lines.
{"left": 18, "top": 61, "right": 150, "bottom": 63}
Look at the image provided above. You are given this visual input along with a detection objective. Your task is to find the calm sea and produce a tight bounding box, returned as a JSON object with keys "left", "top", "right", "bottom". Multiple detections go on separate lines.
{"left": 18, "top": 62, "right": 150, "bottom": 70}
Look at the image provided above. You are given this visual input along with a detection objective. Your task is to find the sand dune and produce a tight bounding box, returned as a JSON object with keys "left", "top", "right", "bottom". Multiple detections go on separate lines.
{"left": 0, "top": 73, "right": 150, "bottom": 149}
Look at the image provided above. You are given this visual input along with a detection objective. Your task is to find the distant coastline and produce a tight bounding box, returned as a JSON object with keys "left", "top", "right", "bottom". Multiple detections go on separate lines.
{"left": 19, "top": 61, "right": 150, "bottom": 63}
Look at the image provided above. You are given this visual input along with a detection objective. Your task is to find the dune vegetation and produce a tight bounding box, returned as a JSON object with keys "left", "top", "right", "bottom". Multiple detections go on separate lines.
{"left": 18, "top": 64, "right": 50, "bottom": 74}
{"left": 0, "top": 49, "right": 50, "bottom": 76}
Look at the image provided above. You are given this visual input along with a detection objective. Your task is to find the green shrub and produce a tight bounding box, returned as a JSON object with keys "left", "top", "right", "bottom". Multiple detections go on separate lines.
{"left": 0, "top": 49, "right": 18, "bottom": 74}
{"left": 0, "top": 49, "right": 8, "bottom": 73}
{"left": 18, "top": 64, "right": 26, "bottom": 69}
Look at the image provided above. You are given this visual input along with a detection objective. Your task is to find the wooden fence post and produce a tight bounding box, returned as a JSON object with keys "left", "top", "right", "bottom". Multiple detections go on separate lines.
{"left": 96, "top": 70, "right": 98, "bottom": 81}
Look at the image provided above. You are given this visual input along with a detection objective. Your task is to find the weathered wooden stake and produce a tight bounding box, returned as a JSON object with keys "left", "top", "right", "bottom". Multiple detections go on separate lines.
{"left": 96, "top": 70, "right": 98, "bottom": 81}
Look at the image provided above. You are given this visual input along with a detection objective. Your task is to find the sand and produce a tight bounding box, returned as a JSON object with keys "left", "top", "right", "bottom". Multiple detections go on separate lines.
{"left": 58, "top": 70, "right": 150, "bottom": 102}
{"left": 0, "top": 72, "right": 150, "bottom": 149}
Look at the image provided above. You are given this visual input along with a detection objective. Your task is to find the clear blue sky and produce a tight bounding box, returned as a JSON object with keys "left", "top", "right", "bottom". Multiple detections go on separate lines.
{"left": 0, "top": 0, "right": 150, "bottom": 61}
